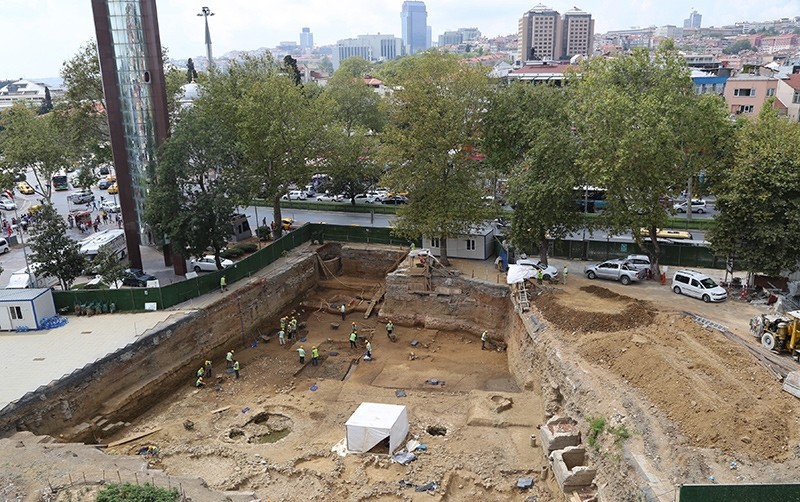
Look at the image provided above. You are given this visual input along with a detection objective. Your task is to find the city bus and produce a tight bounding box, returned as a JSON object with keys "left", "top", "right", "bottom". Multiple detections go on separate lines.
{"left": 52, "top": 175, "right": 69, "bottom": 191}
{"left": 574, "top": 185, "right": 607, "bottom": 213}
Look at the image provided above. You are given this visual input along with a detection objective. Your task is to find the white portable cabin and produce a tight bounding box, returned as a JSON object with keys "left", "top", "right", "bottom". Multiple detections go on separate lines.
{"left": 345, "top": 403, "right": 409, "bottom": 454}
{"left": 422, "top": 223, "right": 495, "bottom": 260}
{"left": 79, "top": 229, "right": 126, "bottom": 261}
{"left": 0, "top": 288, "right": 56, "bottom": 331}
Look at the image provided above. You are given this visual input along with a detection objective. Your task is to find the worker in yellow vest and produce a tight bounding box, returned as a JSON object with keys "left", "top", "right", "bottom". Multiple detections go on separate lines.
{"left": 226, "top": 350, "right": 234, "bottom": 368}
{"left": 233, "top": 360, "right": 240, "bottom": 379}
{"left": 311, "top": 346, "right": 320, "bottom": 366}
{"left": 195, "top": 376, "right": 205, "bottom": 388}
{"left": 349, "top": 331, "right": 358, "bottom": 349}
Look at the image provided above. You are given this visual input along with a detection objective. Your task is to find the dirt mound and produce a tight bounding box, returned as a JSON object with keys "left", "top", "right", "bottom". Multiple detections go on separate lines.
{"left": 533, "top": 286, "right": 655, "bottom": 332}
{"left": 576, "top": 314, "right": 799, "bottom": 460}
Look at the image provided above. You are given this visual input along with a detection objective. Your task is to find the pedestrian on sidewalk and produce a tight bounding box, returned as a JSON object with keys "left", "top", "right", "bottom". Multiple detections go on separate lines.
{"left": 481, "top": 330, "right": 488, "bottom": 350}
{"left": 226, "top": 350, "right": 234, "bottom": 368}
{"left": 67, "top": 214, "right": 74, "bottom": 229}
{"left": 349, "top": 330, "right": 358, "bottom": 349}
{"left": 220, "top": 275, "right": 227, "bottom": 293}
{"left": 340, "top": 304, "right": 346, "bottom": 320}
{"left": 116, "top": 214, "right": 122, "bottom": 228}
{"left": 233, "top": 360, "right": 240, "bottom": 379}
{"left": 278, "top": 329, "right": 286, "bottom": 345}
{"left": 311, "top": 346, "right": 319, "bottom": 366}
{"left": 297, "top": 346, "right": 306, "bottom": 364}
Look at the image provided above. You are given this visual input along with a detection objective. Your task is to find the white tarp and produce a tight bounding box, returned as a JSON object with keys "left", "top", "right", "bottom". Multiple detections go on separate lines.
{"left": 345, "top": 402, "right": 409, "bottom": 454}
{"left": 506, "top": 264, "right": 537, "bottom": 285}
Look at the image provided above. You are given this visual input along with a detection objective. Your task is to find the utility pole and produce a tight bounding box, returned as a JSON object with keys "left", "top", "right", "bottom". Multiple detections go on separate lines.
{"left": 197, "top": 7, "right": 215, "bottom": 69}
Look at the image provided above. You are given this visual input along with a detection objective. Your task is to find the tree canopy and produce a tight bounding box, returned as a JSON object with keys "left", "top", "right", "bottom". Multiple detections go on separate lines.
{"left": 28, "top": 203, "right": 85, "bottom": 290}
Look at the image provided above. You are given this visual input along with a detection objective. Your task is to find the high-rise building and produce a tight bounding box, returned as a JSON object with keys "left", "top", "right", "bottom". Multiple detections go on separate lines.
{"left": 333, "top": 34, "right": 403, "bottom": 70}
{"left": 401, "top": 1, "right": 428, "bottom": 55}
{"left": 518, "top": 4, "right": 594, "bottom": 61}
{"left": 300, "top": 27, "right": 314, "bottom": 50}
{"left": 684, "top": 10, "right": 702, "bottom": 29}
{"left": 91, "top": 0, "right": 181, "bottom": 273}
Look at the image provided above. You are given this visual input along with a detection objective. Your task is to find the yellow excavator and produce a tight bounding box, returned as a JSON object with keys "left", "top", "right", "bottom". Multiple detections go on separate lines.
{"left": 751, "top": 310, "right": 800, "bottom": 360}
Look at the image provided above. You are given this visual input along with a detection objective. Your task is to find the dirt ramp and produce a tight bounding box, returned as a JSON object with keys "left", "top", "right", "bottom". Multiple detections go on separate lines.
{"left": 533, "top": 285, "right": 656, "bottom": 333}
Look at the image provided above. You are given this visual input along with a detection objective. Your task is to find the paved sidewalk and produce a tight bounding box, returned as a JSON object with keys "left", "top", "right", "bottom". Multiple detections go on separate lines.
{"left": 0, "top": 310, "right": 189, "bottom": 410}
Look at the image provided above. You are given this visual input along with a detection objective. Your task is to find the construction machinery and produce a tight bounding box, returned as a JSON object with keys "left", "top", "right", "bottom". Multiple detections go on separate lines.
{"left": 750, "top": 311, "right": 800, "bottom": 359}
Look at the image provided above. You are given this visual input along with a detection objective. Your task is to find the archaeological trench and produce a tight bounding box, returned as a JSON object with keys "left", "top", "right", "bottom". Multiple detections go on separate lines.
{"left": 0, "top": 242, "right": 788, "bottom": 501}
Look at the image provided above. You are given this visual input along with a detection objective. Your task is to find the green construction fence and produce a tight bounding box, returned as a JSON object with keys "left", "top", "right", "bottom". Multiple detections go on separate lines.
{"left": 678, "top": 483, "right": 800, "bottom": 501}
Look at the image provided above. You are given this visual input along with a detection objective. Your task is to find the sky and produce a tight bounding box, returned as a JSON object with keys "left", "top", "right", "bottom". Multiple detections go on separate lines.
{"left": 1, "top": 0, "right": 799, "bottom": 79}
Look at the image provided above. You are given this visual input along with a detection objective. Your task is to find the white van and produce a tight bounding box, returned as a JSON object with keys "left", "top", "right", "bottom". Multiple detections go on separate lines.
{"left": 672, "top": 270, "right": 727, "bottom": 303}
{"left": 0, "top": 238, "right": 9, "bottom": 254}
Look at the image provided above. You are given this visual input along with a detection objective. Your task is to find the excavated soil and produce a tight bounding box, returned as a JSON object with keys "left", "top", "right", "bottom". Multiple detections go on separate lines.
{"left": 534, "top": 285, "right": 656, "bottom": 332}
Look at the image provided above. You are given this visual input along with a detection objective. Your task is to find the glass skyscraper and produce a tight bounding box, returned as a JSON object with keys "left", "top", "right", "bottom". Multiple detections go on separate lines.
{"left": 401, "top": 1, "right": 428, "bottom": 55}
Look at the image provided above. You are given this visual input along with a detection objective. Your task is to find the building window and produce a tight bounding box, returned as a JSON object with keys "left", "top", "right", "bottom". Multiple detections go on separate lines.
{"left": 431, "top": 237, "right": 440, "bottom": 248}
{"left": 466, "top": 239, "right": 476, "bottom": 251}
{"left": 767, "top": 88, "right": 775, "bottom": 97}
{"left": 739, "top": 104, "right": 754, "bottom": 114}
{"left": 733, "top": 88, "right": 755, "bottom": 97}
{"left": 9, "top": 306, "right": 22, "bottom": 320}
{"left": 793, "top": 91, "right": 800, "bottom": 104}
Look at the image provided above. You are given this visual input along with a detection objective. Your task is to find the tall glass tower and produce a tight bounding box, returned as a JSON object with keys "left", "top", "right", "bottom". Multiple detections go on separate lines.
{"left": 91, "top": 0, "right": 178, "bottom": 272}
{"left": 401, "top": 1, "right": 428, "bottom": 55}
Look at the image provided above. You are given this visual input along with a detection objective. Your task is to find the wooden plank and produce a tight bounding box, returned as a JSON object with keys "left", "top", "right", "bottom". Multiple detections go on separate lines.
{"left": 105, "top": 427, "right": 161, "bottom": 448}
{"left": 211, "top": 406, "right": 231, "bottom": 414}
{"left": 570, "top": 492, "right": 583, "bottom": 502}
{"left": 363, "top": 285, "right": 386, "bottom": 319}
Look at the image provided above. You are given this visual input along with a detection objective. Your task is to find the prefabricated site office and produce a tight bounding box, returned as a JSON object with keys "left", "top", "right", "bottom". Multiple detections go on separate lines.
{"left": 0, "top": 288, "right": 56, "bottom": 331}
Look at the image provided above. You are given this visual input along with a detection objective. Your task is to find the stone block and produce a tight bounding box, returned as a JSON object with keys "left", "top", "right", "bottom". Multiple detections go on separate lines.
{"left": 540, "top": 415, "right": 581, "bottom": 454}
{"left": 551, "top": 446, "right": 596, "bottom": 492}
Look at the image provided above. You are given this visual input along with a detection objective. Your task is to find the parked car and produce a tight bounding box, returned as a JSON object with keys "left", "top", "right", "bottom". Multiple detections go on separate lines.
{"left": 381, "top": 195, "right": 408, "bottom": 205}
{"left": 303, "top": 185, "right": 316, "bottom": 198}
{"left": 98, "top": 176, "right": 116, "bottom": 189}
{"left": 68, "top": 189, "right": 95, "bottom": 205}
{"left": 98, "top": 165, "right": 110, "bottom": 175}
{"left": 352, "top": 193, "right": 379, "bottom": 204}
{"left": 17, "top": 181, "right": 34, "bottom": 195}
{"left": 625, "top": 254, "right": 652, "bottom": 274}
{"left": 100, "top": 200, "right": 121, "bottom": 213}
{"left": 121, "top": 268, "right": 157, "bottom": 287}
{"left": 673, "top": 199, "right": 707, "bottom": 213}
{"left": 190, "top": 255, "right": 234, "bottom": 272}
{"left": 281, "top": 190, "right": 307, "bottom": 201}
{"left": 638, "top": 228, "right": 693, "bottom": 240}
{"left": 0, "top": 197, "right": 17, "bottom": 211}
{"left": 0, "top": 237, "right": 9, "bottom": 254}
{"left": 584, "top": 259, "right": 643, "bottom": 285}
{"left": 516, "top": 257, "right": 559, "bottom": 280}
{"left": 672, "top": 270, "right": 727, "bottom": 303}
{"left": 107, "top": 183, "right": 119, "bottom": 194}
{"left": 316, "top": 193, "right": 343, "bottom": 202}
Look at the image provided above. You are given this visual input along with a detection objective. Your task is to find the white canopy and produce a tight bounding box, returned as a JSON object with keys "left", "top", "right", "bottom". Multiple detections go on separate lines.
{"left": 506, "top": 264, "right": 537, "bottom": 284}
{"left": 345, "top": 402, "right": 409, "bottom": 454}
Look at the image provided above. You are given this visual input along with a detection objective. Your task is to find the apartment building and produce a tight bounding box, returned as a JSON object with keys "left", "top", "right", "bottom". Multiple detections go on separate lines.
{"left": 518, "top": 4, "right": 594, "bottom": 62}
{"left": 723, "top": 75, "right": 779, "bottom": 116}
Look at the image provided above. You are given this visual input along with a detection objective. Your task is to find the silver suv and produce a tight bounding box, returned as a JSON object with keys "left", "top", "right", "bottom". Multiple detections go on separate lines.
{"left": 584, "top": 259, "right": 644, "bottom": 285}
{"left": 673, "top": 199, "right": 707, "bottom": 213}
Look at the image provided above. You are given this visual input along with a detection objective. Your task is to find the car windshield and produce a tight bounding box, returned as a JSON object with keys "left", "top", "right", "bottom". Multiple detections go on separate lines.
{"left": 700, "top": 278, "right": 718, "bottom": 289}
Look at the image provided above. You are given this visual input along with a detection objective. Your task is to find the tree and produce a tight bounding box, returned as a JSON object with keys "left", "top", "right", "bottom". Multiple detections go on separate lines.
{"left": 709, "top": 107, "right": 800, "bottom": 276}
{"left": 28, "top": 203, "right": 85, "bottom": 290}
{"left": 186, "top": 57, "right": 198, "bottom": 83}
{"left": 38, "top": 87, "right": 53, "bottom": 115}
{"left": 319, "top": 56, "right": 334, "bottom": 75}
{"left": 722, "top": 39, "right": 754, "bottom": 55}
{"left": 323, "top": 131, "right": 382, "bottom": 204}
{"left": 283, "top": 55, "right": 302, "bottom": 86}
{"left": 488, "top": 84, "right": 583, "bottom": 265}
{"left": 325, "top": 57, "right": 385, "bottom": 134}
{"left": 93, "top": 245, "right": 127, "bottom": 288}
{"left": 145, "top": 96, "right": 244, "bottom": 268}
{"left": 0, "top": 104, "right": 71, "bottom": 200}
{"left": 379, "top": 52, "right": 491, "bottom": 265}
{"left": 570, "top": 42, "right": 703, "bottom": 275}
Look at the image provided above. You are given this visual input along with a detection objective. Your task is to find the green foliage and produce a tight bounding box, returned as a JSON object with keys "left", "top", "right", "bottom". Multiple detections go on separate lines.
{"left": 325, "top": 57, "right": 386, "bottom": 133}
{"left": 28, "top": 203, "right": 86, "bottom": 290}
{"left": 0, "top": 104, "right": 71, "bottom": 200}
{"left": 38, "top": 87, "right": 53, "bottom": 115}
{"left": 607, "top": 423, "right": 632, "bottom": 447}
{"left": 709, "top": 107, "right": 800, "bottom": 275}
{"left": 256, "top": 225, "right": 272, "bottom": 240}
{"left": 234, "top": 242, "right": 258, "bottom": 253}
{"left": 221, "top": 247, "right": 244, "bottom": 259}
{"left": 74, "top": 164, "right": 98, "bottom": 190}
{"left": 92, "top": 245, "right": 127, "bottom": 288}
{"left": 722, "top": 39, "right": 754, "bottom": 55}
{"left": 379, "top": 51, "right": 492, "bottom": 265}
{"left": 586, "top": 416, "right": 606, "bottom": 449}
{"left": 96, "top": 482, "right": 179, "bottom": 502}
{"left": 145, "top": 94, "right": 244, "bottom": 261}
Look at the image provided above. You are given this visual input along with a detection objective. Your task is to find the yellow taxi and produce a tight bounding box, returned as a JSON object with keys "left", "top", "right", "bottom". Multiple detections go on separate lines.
{"left": 638, "top": 228, "right": 692, "bottom": 240}
{"left": 17, "top": 181, "right": 34, "bottom": 194}
{"left": 107, "top": 183, "right": 119, "bottom": 194}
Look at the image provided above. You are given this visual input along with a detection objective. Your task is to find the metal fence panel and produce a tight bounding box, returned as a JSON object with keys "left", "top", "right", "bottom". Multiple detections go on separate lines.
{"left": 679, "top": 483, "right": 800, "bottom": 501}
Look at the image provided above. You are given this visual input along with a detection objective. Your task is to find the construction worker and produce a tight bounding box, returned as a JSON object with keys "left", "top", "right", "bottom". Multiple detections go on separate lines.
{"left": 220, "top": 275, "right": 228, "bottom": 292}
{"left": 481, "top": 330, "right": 488, "bottom": 350}
{"left": 386, "top": 321, "right": 394, "bottom": 338}
{"left": 233, "top": 360, "right": 240, "bottom": 379}
{"left": 195, "top": 376, "right": 205, "bottom": 388}
{"left": 340, "top": 304, "right": 346, "bottom": 321}
{"left": 297, "top": 345, "right": 306, "bottom": 364}
{"left": 280, "top": 316, "right": 287, "bottom": 331}
{"left": 365, "top": 340, "right": 372, "bottom": 359}
{"left": 536, "top": 268, "right": 543, "bottom": 285}
{"left": 349, "top": 330, "right": 358, "bottom": 349}
{"left": 311, "top": 346, "right": 319, "bottom": 366}
{"left": 204, "top": 360, "right": 213, "bottom": 378}
{"left": 410, "top": 242, "right": 416, "bottom": 252}
{"left": 563, "top": 265, "right": 569, "bottom": 285}
{"left": 290, "top": 317, "right": 298, "bottom": 339}
{"left": 351, "top": 321, "right": 358, "bottom": 332}
{"left": 196, "top": 366, "right": 205, "bottom": 379}
{"left": 278, "top": 329, "right": 286, "bottom": 346}
{"left": 226, "top": 350, "right": 234, "bottom": 368}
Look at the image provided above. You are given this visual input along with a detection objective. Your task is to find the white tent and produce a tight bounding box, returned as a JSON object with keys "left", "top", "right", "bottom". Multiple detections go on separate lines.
{"left": 345, "top": 403, "right": 409, "bottom": 454}
{"left": 506, "top": 264, "right": 537, "bottom": 284}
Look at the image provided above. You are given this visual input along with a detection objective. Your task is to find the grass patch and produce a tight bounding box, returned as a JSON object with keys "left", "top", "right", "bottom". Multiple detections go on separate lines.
{"left": 586, "top": 416, "right": 606, "bottom": 449}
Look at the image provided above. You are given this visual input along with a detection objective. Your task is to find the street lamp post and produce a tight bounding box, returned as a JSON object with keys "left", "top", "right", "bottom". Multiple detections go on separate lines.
{"left": 197, "top": 7, "right": 215, "bottom": 69}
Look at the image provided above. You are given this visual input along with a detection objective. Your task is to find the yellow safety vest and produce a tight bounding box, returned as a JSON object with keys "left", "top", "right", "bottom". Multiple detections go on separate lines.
{"left": 312, "top": 348, "right": 319, "bottom": 358}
